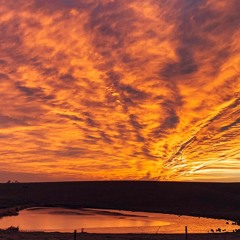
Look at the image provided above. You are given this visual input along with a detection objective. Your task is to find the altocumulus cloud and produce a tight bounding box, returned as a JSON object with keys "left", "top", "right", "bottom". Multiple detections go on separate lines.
{"left": 0, "top": 0, "right": 239, "bottom": 182}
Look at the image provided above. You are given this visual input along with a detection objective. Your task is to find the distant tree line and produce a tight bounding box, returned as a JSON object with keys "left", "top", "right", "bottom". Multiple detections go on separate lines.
{"left": 6, "top": 180, "right": 19, "bottom": 183}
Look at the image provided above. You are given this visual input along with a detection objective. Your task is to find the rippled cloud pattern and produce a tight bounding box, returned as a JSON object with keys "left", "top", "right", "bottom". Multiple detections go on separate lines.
{"left": 0, "top": 0, "right": 239, "bottom": 182}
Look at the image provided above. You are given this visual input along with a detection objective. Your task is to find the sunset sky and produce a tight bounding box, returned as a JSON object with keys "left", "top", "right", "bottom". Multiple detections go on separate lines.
{"left": 0, "top": 0, "right": 239, "bottom": 182}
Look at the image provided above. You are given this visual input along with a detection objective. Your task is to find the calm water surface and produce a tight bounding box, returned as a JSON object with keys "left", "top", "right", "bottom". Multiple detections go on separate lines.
{"left": 0, "top": 207, "right": 236, "bottom": 233}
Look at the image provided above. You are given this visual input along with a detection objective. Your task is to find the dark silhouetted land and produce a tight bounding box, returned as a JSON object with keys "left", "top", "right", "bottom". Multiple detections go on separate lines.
{"left": 0, "top": 181, "right": 240, "bottom": 222}
{"left": 0, "top": 231, "right": 240, "bottom": 240}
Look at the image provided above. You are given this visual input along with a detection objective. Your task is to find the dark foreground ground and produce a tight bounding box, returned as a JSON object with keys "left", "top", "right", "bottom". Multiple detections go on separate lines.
{"left": 0, "top": 231, "right": 240, "bottom": 240}
{"left": 0, "top": 181, "right": 240, "bottom": 221}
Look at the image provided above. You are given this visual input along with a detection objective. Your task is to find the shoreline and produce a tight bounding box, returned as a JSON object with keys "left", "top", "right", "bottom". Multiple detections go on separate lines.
{"left": 0, "top": 181, "right": 239, "bottom": 221}
{"left": 1, "top": 181, "right": 239, "bottom": 234}
{"left": 1, "top": 206, "right": 240, "bottom": 235}
{"left": 0, "top": 205, "right": 240, "bottom": 223}
{"left": 0, "top": 231, "right": 240, "bottom": 240}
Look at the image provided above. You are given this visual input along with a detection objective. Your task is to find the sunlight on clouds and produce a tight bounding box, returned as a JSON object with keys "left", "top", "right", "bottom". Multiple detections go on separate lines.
{"left": 0, "top": 0, "right": 239, "bottom": 182}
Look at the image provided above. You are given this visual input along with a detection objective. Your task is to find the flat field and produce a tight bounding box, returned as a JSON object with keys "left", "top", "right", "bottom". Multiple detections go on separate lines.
{"left": 0, "top": 181, "right": 240, "bottom": 240}
{"left": 0, "top": 231, "right": 240, "bottom": 240}
{"left": 0, "top": 181, "right": 239, "bottom": 220}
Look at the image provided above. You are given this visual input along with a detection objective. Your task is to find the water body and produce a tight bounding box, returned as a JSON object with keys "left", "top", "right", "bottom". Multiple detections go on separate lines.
{"left": 0, "top": 207, "right": 237, "bottom": 233}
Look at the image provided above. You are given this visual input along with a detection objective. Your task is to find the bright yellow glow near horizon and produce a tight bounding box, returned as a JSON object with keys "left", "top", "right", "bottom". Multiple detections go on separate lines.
{"left": 0, "top": 0, "right": 239, "bottom": 182}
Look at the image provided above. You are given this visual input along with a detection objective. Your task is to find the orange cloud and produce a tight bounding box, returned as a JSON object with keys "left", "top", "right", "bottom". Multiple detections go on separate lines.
{"left": 0, "top": 0, "right": 239, "bottom": 182}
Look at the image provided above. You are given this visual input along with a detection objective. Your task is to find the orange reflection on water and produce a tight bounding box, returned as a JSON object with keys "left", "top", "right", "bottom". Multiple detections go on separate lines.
{"left": 0, "top": 208, "right": 237, "bottom": 234}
